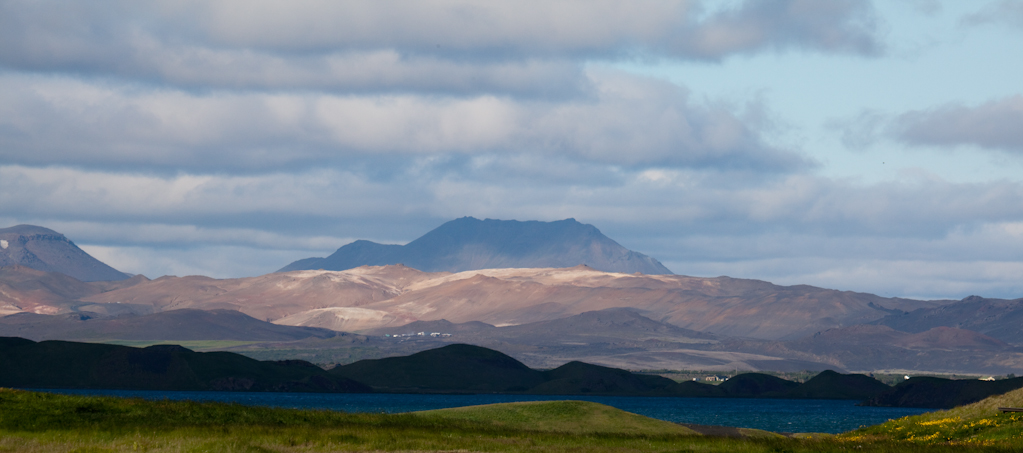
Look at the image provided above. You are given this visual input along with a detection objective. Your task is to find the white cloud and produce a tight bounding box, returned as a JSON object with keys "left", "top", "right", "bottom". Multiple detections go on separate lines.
{"left": 45, "top": 221, "right": 354, "bottom": 251}
{"left": 78, "top": 244, "right": 317, "bottom": 278}
{"left": 0, "top": 70, "right": 804, "bottom": 171}
{"left": 893, "top": 95, "right": 1023, "bottom": 153}
{"left": 962, "top": 1, "right": 1023, "bottom": 29}
{"left": 835, "top": 96, "right": 1023, "bottom": 155}
{"left": 0, "top": 0, "right": 882, "bottom": 95}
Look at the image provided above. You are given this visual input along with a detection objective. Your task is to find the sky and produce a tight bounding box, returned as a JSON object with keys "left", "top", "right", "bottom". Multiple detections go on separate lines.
{"left": 2, "top": 0, "right": 1022, "bottom": 300}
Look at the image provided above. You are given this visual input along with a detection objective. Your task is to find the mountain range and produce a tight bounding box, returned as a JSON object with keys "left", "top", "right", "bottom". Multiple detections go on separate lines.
{"left": 278, "top": 217, "right": 673, "bottom": 275}
{"left": 39, "top": 264, "right": 945, "bottom": 340}
{"left": 2, "top": 222, "right": 1022, "bottom": 375}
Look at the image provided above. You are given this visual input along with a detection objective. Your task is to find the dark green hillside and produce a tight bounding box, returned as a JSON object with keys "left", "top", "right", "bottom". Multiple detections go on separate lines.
{"left": 0, "top": 336, "right": 370, "bottom": 393}
{"left": 718, "top": 373, "right": 799, "bottom": 397}
{"left": 532, "top": 361, "right": 679, "bottom": 395}
{"left": 778, "top": 370, "right": 890, "bottom": 399}
{"left": 671, "top": 380, "right": 728, "bottom": 397}
{"left": 862, "top": 376, "right": 1023, "bottom": 408}
{"left": 331, "top": 344, "right": 901, "bottom": 400}
{"left": 331, "top": 343, "right": 546, "bottom": 392}
{"left": 332, "top": 344, "right": 692, "bottom": 395}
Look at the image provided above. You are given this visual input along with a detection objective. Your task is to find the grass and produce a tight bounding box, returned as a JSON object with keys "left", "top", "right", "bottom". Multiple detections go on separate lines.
{"left": 1, "top": 388, "right": 1020, "bottom": 452}
{"left": 417, "top": 400, "right": 699, "bottom": 436}
{"left": 841, "top": 387, "right": 1023, "bottom": 447}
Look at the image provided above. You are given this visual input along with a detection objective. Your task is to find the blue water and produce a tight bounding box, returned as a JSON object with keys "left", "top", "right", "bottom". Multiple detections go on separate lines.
{"left": 36, "top": 389, "right": 931, "bottom": 434}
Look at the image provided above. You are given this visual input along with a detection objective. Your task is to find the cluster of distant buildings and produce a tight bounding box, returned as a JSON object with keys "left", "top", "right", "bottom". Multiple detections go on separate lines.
{"left": 384, "top": 332, "right": 452, "bottom": 338}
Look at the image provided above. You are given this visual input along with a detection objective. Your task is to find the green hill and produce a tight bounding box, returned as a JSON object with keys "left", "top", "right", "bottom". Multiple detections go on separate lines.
{"left": 532, "top": 361, "right": 680, "bottom": 395}
{"left": 332, "top": 345, "right": 694, "bottom": 395}
{"left": 331, "top": 343, "right": 546, "bottom": 392}
{"left": 0, "top": 336, "right": 370, "bottom": 392}
{"left": 717, "top": 373, "right": 799, "bottom": 397}
{"left": 331, "top": 344, "right": 900, "bottom": 400}
{"left": 778, "top": 370, "right": 890, "bottom": 400}
{"left": 861, "top": 376, "right": 1023, "bottom": 408}
{"left": 416, "top": 400, "right": 698, "bottom": 436}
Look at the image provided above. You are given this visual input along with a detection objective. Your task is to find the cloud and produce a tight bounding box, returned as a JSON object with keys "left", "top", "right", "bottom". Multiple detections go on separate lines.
{"left": 834, "top": 96, "right": 1023, "bottom": 154}
{"left": 0, "top": 70, "right": 807, "bottom": 172}
{"left": 891, "top": 96, "right": 1023, "bottom": 153}
{"left": 79, "top": 244, "right": 318, "bottom": 279}
{"left": 8, "top": 163, "right": 1021, "bottom": 243}
{"left": 962, "top": 1, "right": 1023, "bottom": 30}
{"left": 0, "top": 0, "right": 882, "bottom": 95}
{"left": 0, "top": 165, "right": 431, "bottom": 221}
{"left": 668, "top": 0, "right": 881, "bottom": 58}
{"left": 897, "top": 0, "right": 942, "bottom": 16}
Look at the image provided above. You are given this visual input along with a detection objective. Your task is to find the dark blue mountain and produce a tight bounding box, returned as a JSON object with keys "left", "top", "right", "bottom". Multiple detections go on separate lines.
{"left": 278, "top": 217, "right": 672, "bottom": 275}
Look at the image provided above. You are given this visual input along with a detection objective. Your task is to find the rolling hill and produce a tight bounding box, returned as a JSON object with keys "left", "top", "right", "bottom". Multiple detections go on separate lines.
{"left": 330, "top": 343, "right": 892, "bottom": 399}
{"left": 0, "top": 337, "right": 370, "bottom": 392}
{"left": 861, "top": 375, "right": 1023, "bottom": 408}
{"left": 874, "top": 295, "right": 1023, "bottom": 345}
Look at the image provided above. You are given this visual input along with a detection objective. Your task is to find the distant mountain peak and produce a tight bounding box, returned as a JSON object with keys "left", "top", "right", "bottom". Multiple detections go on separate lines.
{"left": 0, "top": 224, "right": 130, "bottom": 282}
{"left": 1, "top": 224, "right": 63, "bottom": 236}
{"left": 278, "top": 217, "right": 672, "bottom": 275}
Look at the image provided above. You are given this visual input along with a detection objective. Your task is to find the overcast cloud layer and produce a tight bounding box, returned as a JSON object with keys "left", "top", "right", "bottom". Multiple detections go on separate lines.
{"left": 2, "top": 0, "right": 1022, "bottom": 300}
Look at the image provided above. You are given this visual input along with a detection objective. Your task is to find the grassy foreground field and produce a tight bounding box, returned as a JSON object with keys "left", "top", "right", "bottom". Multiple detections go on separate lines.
{"left": 841, "top": 387, "right": 1023, "bottom": 447}
{"left": 1, "top": 388, "right": 1021, "bottom": 452}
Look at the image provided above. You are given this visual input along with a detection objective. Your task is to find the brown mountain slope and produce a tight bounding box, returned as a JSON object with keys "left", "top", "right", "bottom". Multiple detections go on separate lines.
{"left": 351, "top": 266, "right": 946, "bottom": 339}
{"left": 84, "top": 265, "right": 445, "bottom": 322}
{"left": 0, "top": 266, "right": 149, "bottom": 316}
{"left": 719, "top": 325, "right": 1023, "bottom": 374}
{"left": 80, "top": 264, "right": 949, "bottom": 341}
{"left": 0, "top": 308, "right": 338, "bottom": 341}
{"left": 875, "top": 296, "right": 1023, "bottom": 345}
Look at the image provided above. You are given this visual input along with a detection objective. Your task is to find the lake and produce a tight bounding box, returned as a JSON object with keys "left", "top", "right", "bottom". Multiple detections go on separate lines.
{"left": 36, "top": 389, "right": 932, "bottom": 434}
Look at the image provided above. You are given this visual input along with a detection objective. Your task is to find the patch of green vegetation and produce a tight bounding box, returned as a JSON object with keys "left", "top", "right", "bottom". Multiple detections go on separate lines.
{"left": 0, "top": 388, "right": 1016, "bottom": 452}
{"left": 417, "top": 400, "right": 697, "bottom": 436}
{"left": 843, "top": 387, "right": 1023, "bottom": 446}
